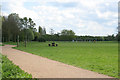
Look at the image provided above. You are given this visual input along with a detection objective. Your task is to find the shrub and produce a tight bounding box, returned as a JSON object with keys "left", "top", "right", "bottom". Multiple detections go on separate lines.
{"left": 38, "top": 36, "right": 46, "bottom": 42}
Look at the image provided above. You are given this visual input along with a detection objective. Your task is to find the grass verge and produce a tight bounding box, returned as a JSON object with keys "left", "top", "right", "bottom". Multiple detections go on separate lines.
{"left": 1, "top": 54, "right": 32, "bottom": 78}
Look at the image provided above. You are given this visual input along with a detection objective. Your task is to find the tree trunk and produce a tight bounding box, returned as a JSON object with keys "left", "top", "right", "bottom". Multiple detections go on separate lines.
{"left": 17, "top": 35, "right": 19, "bottom": 47}
{"left": 8, "top": 36, "right": 10, "bottom": 42}
{"left": 14, "top": 36, "right": 16, "bottom": 42}
{"left": 25, "top": 35, "right": 27, "bottom": 47}
{"left": 2, "top": 37, "right": 4, "bottom": 42}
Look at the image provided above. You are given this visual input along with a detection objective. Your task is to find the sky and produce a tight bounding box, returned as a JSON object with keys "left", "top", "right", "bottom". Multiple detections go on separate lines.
{"left": 1, "top": 0, "right": 119, "bottom": 36}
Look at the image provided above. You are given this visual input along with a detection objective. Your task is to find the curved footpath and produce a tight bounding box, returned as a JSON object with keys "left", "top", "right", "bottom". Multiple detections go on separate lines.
{"left": 1, "top": 45, "right": 113, "bottom": 78}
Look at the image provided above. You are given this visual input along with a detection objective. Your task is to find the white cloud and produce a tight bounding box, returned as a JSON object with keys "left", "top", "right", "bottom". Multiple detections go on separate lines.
{"left": 96, "top": 10, "right": 118, "bottom": 20}
{"left": 2, "top": 12, "right": 8, "bottom": 16}
{"left": 76, "top": 21, "right": 116, "bottom": 36}
{"left": 2, "top": 0, "right": 118, "bottom": 36}
{"left": 7, "top": 0, "right": 39, "bottom": 19}
{"left": 104, "top": 20, "right": 117, "bottom": 26}
{"left": 2, "top": 0, "right": 39, "bottom": 29}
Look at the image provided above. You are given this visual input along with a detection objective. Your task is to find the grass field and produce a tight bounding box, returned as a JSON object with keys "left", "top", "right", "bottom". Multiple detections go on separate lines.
{"left": 0, "top": 44, "right": 4, "bottom": 46}
{"left": 1, "top": 54, "right": 32, "bottom": 78}
{"left": 5, "top": 41, "right": 118, "bottom": 78}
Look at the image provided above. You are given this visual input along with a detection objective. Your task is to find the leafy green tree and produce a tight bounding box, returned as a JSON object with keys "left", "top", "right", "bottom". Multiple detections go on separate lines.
{"left": 50, "top": 29, "right": 54, "bottom": 35}
{"left": 8, "top": 13, "right": 21, "bottom": 42}
{"left": 116, "top": 32, "right": 120, "bottom": 41}
{"left": 26, "top": 29, "right": 34, "bottom": 41}
{"left": 38, "top": 36, "right": 46, "bottom": 42}
{"left": 60, "top": 29, "right": 75, "bottom": 41}
{"left": 33, "top": 32, "right": 40, "bottom": 41}
{"left": 0, "top": 15, "right": 2, "bottom": 42}
{"left": 19, "top": 29, "right": 25, "bottom": 41}
{"left": 42, "top": 27, "right": 46, "bottom": 35}
{"left": 38, "top": 26, "right": 42, "bottom": 35}
{"left": 2, "top": 13, "right": 22, "bottom": 42}
{"left": 2, "top": 16, "right": 9, "bottom": 42}
{"left": 28, "top": 18, "right": 36, "bottom": 29}
{"left": 20, "top": 17, "right": 36, "bottom": 47}
{"left": 61, "top": 29, "right": 75, "bottom": 35}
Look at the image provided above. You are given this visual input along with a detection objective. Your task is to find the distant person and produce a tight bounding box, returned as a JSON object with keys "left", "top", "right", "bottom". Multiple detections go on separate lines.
{"left": 72, "top": 40, "right": 74, "bottom": 42}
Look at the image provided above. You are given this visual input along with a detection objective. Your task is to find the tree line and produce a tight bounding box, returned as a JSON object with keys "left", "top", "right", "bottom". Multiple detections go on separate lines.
{"left": 2, "top": 13, "right": 120, "bottom": 44}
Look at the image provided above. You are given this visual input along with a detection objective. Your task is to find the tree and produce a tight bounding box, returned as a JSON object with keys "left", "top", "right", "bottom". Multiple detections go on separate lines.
{"left": 2, "top": 16, "right": 9, "bottom": 42}
{"left": 38, "top": 26, "right": 42, "bottom": 35}
{"left": 2, "top": 13, "right": 22, "bottom": 42}
{"left": 19, "top": 29, "right": 25, "bottom": 41}
{"left": 0, "top": 14, "right": 2, "bottom": 42}
{"left": 116, "top": 32, "right": 120, "bottom": 41}
{"left": 20, "top": 17, "right": 36, "bottom": 47}
{"left": 60, "top": 29, "right": 75, "bottom": 41}
{"left": 61, "top": 29, "right": 75, "bottom": 36}
{"left": 26, "top": 29, "right": 34, "bottom": 41}
{"left": 42, "top": 27, "right": 46, "bottom": 35}
{"left": 8, "top": 13, "right": 21, "bottom": 42}
{"left": 50, "top": 29, "right": 54, "bottom": 35}
{"left": 33, "top": 32, "right": 40, "bottom": 41}
{"left": 28, "top": 18, "right": 36, "bottom": 29}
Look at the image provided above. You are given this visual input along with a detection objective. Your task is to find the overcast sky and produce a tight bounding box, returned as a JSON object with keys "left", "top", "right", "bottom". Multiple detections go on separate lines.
{"left": 1, "top": 0, "right": 119, "bottom": 36}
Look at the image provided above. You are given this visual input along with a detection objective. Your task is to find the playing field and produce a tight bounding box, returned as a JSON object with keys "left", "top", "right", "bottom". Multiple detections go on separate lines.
{"left": 5, "top": 41, "right": 118, "bottom": 78}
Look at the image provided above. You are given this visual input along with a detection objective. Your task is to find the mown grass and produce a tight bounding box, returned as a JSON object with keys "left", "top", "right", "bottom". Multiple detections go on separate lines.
{"left": 1, "top": 54, "right": 32, "bottom": 78}
{"left": 4, "top": 42, "right": 17, "bottom": 45}
{"left": 0, "top": 44, "right": 4, "bottom": 46}
{"left": 4, "top": 41, "right": 118, "bottom": 78}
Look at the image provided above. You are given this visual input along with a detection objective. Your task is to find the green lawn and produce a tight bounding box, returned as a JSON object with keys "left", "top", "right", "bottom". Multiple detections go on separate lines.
{"left": 5, "top": 41, "right": 118, "bottom": 78}
{"left": 1, "top": 54, "right": 32, "bottom": 78}
{"left": 0, "top": 44, "right": 4, "bottom": 46}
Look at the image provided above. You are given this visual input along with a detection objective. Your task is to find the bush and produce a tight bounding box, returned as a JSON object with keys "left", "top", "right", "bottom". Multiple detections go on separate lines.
{"left": 116, "top": 32, "right": 120, "bottom": 41}
{"left": 38, "top": 36, "right": 46, "bottom": 42}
